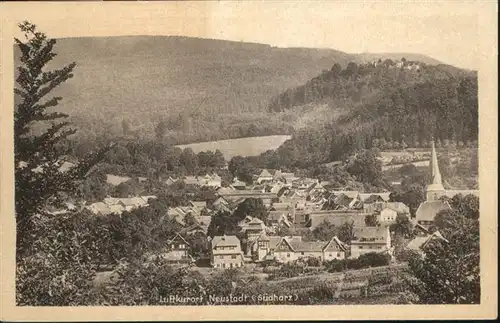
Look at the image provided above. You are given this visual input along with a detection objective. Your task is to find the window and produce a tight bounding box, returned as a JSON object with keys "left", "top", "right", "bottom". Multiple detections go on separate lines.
{"left": 231, "top": 255, "right": 237, "bottom": 259}
{"left": 287, "top": 253, "right": 290, "bottom": 258}
{"left": 359, "top": 246, "right": 363, "bottom": 249}
{"left": 329, "top": 253, "right": 332, "bottom": 257}
{"left": 171, "top": 244, "right": 175, "bottom": 249}
{"left": 301, "top": 252, "right": 305, "bottom": 255}
{"left": 222, "top": 263, "right": 226, "bottom": 268}
{"left": 337, "top": 252, "right": 341, "bottom": 257}
{"left": 219, "top": 255, "right": 224, "bottom": 259}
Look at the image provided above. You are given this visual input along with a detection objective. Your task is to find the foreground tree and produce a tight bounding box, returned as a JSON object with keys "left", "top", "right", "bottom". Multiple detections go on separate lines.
{"left": 14, "top": 21, "right": 112, "bottom": 256}
{"left": 406, "top": 215, "right": 480, "bottom": 304}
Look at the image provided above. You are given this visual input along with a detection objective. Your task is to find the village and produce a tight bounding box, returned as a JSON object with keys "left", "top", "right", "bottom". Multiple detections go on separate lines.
{"left": 9, "top": 12, "right": 486, "bottom": 309}
{"left": 75, "top": 141, "right": 478, "bottom": 274}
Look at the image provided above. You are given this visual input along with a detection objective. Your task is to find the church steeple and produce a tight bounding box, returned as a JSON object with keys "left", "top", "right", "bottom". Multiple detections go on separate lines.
{"left": 430, "top": 140, "right": 442, "bottom": 185}
{"left": 426, "top": 139, "right": 445, "bottom": 201}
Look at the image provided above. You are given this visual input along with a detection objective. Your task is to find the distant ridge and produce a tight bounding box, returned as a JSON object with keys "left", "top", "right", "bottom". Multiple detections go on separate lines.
{"left": 14, "top": 35, "right": 450, "bottom": 146}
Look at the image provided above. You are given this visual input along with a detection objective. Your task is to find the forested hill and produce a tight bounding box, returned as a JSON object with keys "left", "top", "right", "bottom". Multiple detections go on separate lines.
{"left": 14, "top": 36, "right": 441, "bottom": 146}
{"left": 260, "top": 59, "right": 478, "bottom": 168}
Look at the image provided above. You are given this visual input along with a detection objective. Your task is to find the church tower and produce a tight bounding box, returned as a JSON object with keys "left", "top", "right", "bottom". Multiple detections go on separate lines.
{"left": 426, "top": 140, "right": 445, "bottom": 201}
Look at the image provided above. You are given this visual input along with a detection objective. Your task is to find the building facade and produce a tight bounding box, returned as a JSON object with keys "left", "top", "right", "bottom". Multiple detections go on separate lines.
{"left": 211, "top": 235, "right": 244, "bottom": 268}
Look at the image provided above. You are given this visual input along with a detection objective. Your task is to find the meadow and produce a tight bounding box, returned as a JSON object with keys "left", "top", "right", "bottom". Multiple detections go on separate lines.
{"left": 175, "top": 135, "right": 292, "bottom": 160}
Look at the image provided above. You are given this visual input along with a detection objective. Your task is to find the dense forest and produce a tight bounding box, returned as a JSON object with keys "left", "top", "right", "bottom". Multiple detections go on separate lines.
{"left": 258, "top": 59, "right": 478, "bottom": 168}
{"left": 14, "top": 36, "right": 443, "bottom": 147}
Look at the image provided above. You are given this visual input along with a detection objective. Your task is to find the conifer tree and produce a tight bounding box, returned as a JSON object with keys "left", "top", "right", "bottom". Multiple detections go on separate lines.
{"left": 14, "top": 21, "right": 112, "bottom": 256}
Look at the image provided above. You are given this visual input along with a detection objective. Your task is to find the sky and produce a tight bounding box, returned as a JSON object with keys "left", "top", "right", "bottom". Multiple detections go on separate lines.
{"left": 1, "top": 1, "right": 488, "bottom": 70}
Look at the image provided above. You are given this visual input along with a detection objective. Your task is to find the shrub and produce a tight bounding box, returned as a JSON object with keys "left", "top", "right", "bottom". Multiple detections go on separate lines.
{"left": 306, "top": 257, "right": 322, "bottom": 267}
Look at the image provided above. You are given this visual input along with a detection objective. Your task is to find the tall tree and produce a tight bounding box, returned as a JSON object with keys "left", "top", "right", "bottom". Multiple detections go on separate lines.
{"left": 233, "top": 198, "right": 268, "bottom": 222}
{"left": 406, "top": 215, "right": 480, "bottom": 304}
{"left": 14, "top": 21, "right": 111, "bottom": 256}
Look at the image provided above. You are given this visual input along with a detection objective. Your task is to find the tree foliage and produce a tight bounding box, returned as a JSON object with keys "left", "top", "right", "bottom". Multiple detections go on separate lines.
{"left": 14, "top": 21, "right": 111, "bottom": 256}
{"left": 406, "top": 215, "right": 480, "bottom": 304}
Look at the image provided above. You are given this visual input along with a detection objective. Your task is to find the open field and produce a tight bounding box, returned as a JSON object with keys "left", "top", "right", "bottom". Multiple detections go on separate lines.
{"left": 175, "top": 135, "right": 292, "bottom": 160}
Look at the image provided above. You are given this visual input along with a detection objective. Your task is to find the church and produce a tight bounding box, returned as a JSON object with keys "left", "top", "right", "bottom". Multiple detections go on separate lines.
{"left": 415, "top": 140, "right": 479, "bottom": 228}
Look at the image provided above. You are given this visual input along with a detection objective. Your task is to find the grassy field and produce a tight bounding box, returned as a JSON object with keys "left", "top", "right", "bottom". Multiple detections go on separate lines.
{"left": 175, "top": 135, "right": 292, "bottom": 160}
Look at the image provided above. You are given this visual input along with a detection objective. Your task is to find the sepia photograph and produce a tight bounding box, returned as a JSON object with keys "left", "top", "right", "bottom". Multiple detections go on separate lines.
{"left": 0, "top": 0, "right": 497, "bottom": 321}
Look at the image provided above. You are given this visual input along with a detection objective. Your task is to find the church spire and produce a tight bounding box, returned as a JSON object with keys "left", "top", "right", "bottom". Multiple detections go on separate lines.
{"left": 430, "top": 139, "right": 442, "bottom": 185}
{"left": 426, "top": 139, "right": 445, "bottom": 201}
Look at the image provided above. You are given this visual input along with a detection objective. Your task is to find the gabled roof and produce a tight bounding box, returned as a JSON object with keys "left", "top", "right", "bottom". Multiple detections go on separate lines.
{"left": 270, "top": 202, "right": 294, "bottom": 211}
{"left": 406, "top": 230, "right": 448, "bottom": 251}
{"left": 332, "top": 191, "right": 360, "bottom": 199}
{"left": 352, "top": 226, "right": 390, "bottom": 243}
{"left": 258, "top": 169, "right": 273, "bottom": 178}
{"left": 415, "top": 200, "right": 451, "bottom": 222}
{"left": 189, "top": 200, "right": 207, "bottom": 208}
{"left": 359, "top": 193, "right": 390, "bottom": 203}
{"left": 290, "top": 241, "right": 326, "bottom": 252}
{"left": 384, "top": 202, "right": 410, "bottom": 214}
{"left": 87, "top": 202, "right": 111, "bottom": 215}
{"left": 167, "top": 233, "right": 190, "bottom": 246}
{"left": 195, "top": 215, "right": 212, "bottom": 226}
{"left": 106, "top": 174, "right": 131, "bottom": 186}
{"left": 211, "top": 235, "right": 241, "bottom": 249}
{"left": 323, "top": 236, "right": 347, "bottom": 252}
{"left": 275, "top": 237, "right": 296, "bottom": 252}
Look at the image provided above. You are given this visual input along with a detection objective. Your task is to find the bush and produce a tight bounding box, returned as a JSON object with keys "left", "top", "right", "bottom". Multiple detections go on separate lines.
{"left": 358, "top": 252, "right": 391, "bottom": 267}
{"left": 306, "top": 257, "right": 322, "bottom": 267}
{"left": 325, "top": 252, "right": 391, "bottom": 273}
{"left": 268, "top": 261, "right": 306, "bottom": 280}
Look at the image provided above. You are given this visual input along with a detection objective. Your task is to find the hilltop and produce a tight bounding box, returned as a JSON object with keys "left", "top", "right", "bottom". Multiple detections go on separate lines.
{"left": 14, "top": 35, "right": 443, "bottom": 147}
{"left": 247, "top": 59, "right": 478, "bottom": 169}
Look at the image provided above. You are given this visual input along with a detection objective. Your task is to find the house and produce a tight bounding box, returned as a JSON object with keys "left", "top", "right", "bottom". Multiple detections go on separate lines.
{"left": 203, "top": 174, "right": 222, "bottom": 188}
{"left": 305, "top": 210, "right": 366, "bottom": 229}
{"left": 181, "top": 222, "right": 208, "bottom": 236}
{"left": 211, "top": 235, "right": 244, "bottom": 268}
{"left": 350, "top": 226, "right": 392, "bottom": 258}
{"left": 183, "top": 176, "right": 200, "bottom": 186}
{"left": 291, "top": 178, "right": 319, "bottom": 191}
{"left": 305, "top": 182, "right": 326, "bottom": 198}
{"left": 239, "top": 216, "right": 266, "bottom": 238}
{"left": 332, "top": 191, "right": 361, "bottom": 201}
{"left": 359, "top": 193, "right": 391, "bottom": 205}
{"left": 378, "top": 207, "right": 398, "bottom": 223}
{"left": 86, "top": 202, "right": 112, "bottom": 215}
{"left": 273, "top": 236, "right": 347, "bottom": 263}
{"left": 195, "top": 215, "right": 212, "bottom": 226}
{"left": 106, "top": 174, "right": 131, "bottom": 186}
{"left": 267, "top": 211, "right": 292, "bottom": 229}
{"left": 256, "top": 169, "right": 274, "bottom": 184}
{"left": 217, "top": 190, "right": 278, "bottom": 207}
{"left": 189, "top": 200, "right": 207, "bottom": 209}
{"left": 331, "top": 192, "right": 358, "bottom": 209}
{"left": 160, "top": 233, "right": 192, "bottom": 263}
{"left": 247, "top": 235, "right": 302, "bottom": 261}
{"left": 231, "top": 178, "right": 247, "bottom": 190}
{"left": 364, "top": 201, "right": 410, "bottom": 215}
{"left": 118, "top": 197, "right": 148, "bottom": 211}
{"left": 165, "top": 176, "right": 178, "bottom": 186}
{"left": 406, "top": 230, "right": 448, "bottom": 256}
{"left": 415, "top": 200, "right": 451, "bottom": 228}
{"left": 167, "top": 207, "right": 188, "bottom": 226}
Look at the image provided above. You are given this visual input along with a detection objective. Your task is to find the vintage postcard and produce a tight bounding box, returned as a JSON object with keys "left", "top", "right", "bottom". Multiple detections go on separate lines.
{"left": 0, "top": 0, "right": 497, "bottom": 321}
